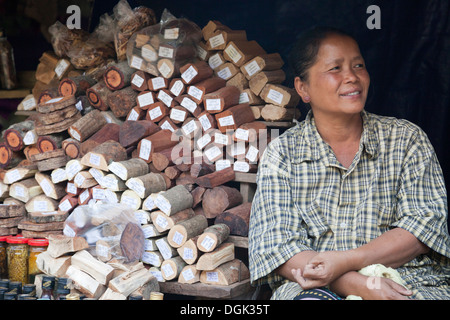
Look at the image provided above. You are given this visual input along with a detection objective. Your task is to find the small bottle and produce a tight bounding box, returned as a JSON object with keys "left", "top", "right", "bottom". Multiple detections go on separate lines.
{"left": 6, "top": 236, "right": 29, "bottom": 285}
{"left": 0, "top": 236, "right": 8, "bottom": 279}
{"left": 3, "top": 291, "right": 17, "bottom": 300}
{"left": 149, "top": 291, "right": 164, "bottom": 300}
{"left": 0, "top": 279, "right": 9, "bottom": 288}
{"left": 54, "top": 277, "right": 71, "bottom": 300}
{"left": 22, "top": 284, "right": 36, "bottom": 297}
{"left": 28, "top": 239, "right": 48, "bottom": 284}
{"left": 8, "top": 281, "right": 22, "bottom": 294}
{"left": 40, "top": 275, "right": 55, "bottom": 300}
{"left": 0, "top": 29, "right": 17, "bottom": 89}
{"left": 0, "top": 287, "right": 8, "bottom": 300}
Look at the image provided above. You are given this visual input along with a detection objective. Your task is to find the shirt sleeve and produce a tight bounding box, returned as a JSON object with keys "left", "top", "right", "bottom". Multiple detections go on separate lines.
{"left": 248, "top": 137, "right": 313, "bottom": 286}
{"left": 393, "top": 128, "right": 450, "bottom": 259}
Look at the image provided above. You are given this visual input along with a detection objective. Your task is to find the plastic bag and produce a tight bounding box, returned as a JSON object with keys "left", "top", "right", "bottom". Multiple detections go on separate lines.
{"left": 126, "top": 8, "right": 202, "bottom": 78}
{"left": 63, "top": 202, "right": 145, "bottom": 263}
{"left": 48, "top": 21, "right": 88, "bottom": 58}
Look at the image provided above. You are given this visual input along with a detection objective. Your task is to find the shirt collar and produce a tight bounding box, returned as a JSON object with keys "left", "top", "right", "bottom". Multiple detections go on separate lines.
{"left": 293, "top": 109, "right": 379, "bottom": 164}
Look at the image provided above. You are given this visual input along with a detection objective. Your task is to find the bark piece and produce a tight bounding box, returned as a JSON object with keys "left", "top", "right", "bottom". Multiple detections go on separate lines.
{"left": 47, "top": 234, "right": 89, "bottom": 258}
{"left": 120, "top": 222, "right": 145, "bottom": 262}
{"left": 71, "top": 250, "right": 115, "bottom": 285}
{"left": 107, "top": 86, "right": 139, "bottom": 118}
{"left": 68, "top": 109, "right": 108, "bottom": 142}
{"left": 119, "top": 120, "right": 161, "bottom": 148}
{"left": 86, "top": 80, "right": 112, "bottom": 111}
{"left": 202, "top": 186, "right": 243, "bottom": 219}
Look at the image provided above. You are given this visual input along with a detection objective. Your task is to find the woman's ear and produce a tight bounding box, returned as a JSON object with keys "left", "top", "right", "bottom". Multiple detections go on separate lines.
{"left": 294, "top": 76, "right": 311, "bottom": 103}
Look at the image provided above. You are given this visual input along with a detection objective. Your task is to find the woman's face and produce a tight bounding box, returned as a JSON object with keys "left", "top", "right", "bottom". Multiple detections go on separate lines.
{"left": 295, "top": 34, "right": 370, "bottom": 118}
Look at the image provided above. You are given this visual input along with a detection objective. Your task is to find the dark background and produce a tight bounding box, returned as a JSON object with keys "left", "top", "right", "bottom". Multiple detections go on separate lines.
{"left": 1, "top": 0, "right": 450, "bottom": 226}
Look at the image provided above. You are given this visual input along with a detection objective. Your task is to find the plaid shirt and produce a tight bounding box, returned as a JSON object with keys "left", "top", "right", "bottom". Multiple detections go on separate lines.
{"left": 249, "top": 110, "right": 450, "bottom": 299}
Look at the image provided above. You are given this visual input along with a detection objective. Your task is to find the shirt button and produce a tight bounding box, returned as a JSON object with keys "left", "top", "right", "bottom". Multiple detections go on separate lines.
{"left": 340, "top": 222, "right": 348, "bottom": 228}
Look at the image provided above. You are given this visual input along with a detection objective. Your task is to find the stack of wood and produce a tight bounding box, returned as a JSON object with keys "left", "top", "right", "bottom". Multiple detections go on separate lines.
{"left": 35, "top": 234, "right": 159, "bottom": 299}
{"left": 198, "top": 20, "right": 300, "bottom": 122}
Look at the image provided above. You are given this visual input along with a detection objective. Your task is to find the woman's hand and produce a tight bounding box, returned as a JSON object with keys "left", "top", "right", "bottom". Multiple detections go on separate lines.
{"left": 291, "top": 250, "right": 357, "bottom": 289}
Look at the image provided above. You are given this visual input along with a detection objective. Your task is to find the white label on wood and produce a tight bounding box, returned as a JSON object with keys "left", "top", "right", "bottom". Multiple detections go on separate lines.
{"left": 205, "top": 99, "right": 221, "bottom": 111}
{"left": 6, "top": 169, "right": 20, "bottom": 183}
{"left": 239, "top": 92, "right": 250, "bottom": 104}
{"left": 180, "top": 97, "right": 197, "bottom": 113}
{"left": 137, "top": 92, "right": 154, "bottom": 107}
{"left": 92, "top": 188, "right": 105, "bottom": 200}
{"left": 89, "top": 153, "right": 101, "bottom": 166}
{"left": 267, "top": 88, "right": 284, "bottom": 104}
{"left": 200, "top": 235, "right": 215, "bottom": 251}
{"left": 218, "top": 115, "right": 235, "bottom": 127}
{"left": 142, "top": 252, "right": 160, "bottom": 266}
{"left": 182, "top": 247, "right": 194, "bottom": 260}
{"left": 127, "top": 179, "right": 145, "bottom": 197}
{"left": 197, "top": 133, "right": 212, "bottom": 150}
{"left": 209, "top": 34, "right": 225, "bottom": 49}
{"left": 22, "top": 97, "right": 36, "bottom": 111}
{"left": 170, "top": 80, "right": 184, "bottom": 96}
{"left": 158, "top": 62, "right": 172, "bottom": 78}
{"left": 170, "top": 108, "right": 186, "bottom": 122}
{"left": 224, "top": 44, "right": 242, "bottom": 64}
{"left": 151, "top": 77, "right": 166, "bottom": 90}
{"left": 131, "top": 74, "right": 145, "bottom": 87}
{"left": 23, "top": 130, "right": 37, "bottom": 145}
{"left": 157, "top": 90, "right": 173, "bottom": 107}
{"left": 198, "top": 114, "right": 212, "bottom": 131}
{"left": 182, "top": 120, "right": 198, "bottom": 136}
{"left": 181, "top": 66, "right": 198, "bottom": 84}
{"left": 217, "top": 67, "right": 232, "bottom": 80}
{"left": 149, "top": 106, "right": 163, "bottom": 120}
{"left": 139, "top": 139, "right": 152, "bottom": 161}
{"left": 51, "top": 169, "right": 67, "bottom": 183}
{"left": 89, "top": 168, "right": 103, "bottom": 182}
{"left": 101, "top": 176, "right": 118, "bottom": 190}
{"left": 214, "top": 132, "right": 229, "bottom": 145}
{"left": 79, "top": 189, "right": 90, "bottom": 203}
{"left": 196, "top": 45, "right": 207, "bottom": 60}
{"left": 234, "top": 161, "right": 250, "bottom": 172}
{"left": 206, "top": 272, "right": 219, "bottom": 282}
{"left": 14, "top": 185, "right": 25, "bottom": 198}
{"left": 172, "top": 231, "right": 184, "bottom": 246}
{"left": 246, "top": 145, "right": 259, "bottom": 163}
{"left": 69, "top": 127, "right": 81, "bottom": 141}
{"left": 181, "top": 268, "right": 195, "bottom": 281}
{"left": 127, "top": 109, "right": 139, "bottom": 121}
{"left": 55, "top": 59, "right": 69, "bottom": 78}
{"left": 75, "top": 100, "right": 83, "bottom": 111}
{"left": 143, "top": 225, "right": 157, "bottom": 238}
{"left": 104, "top": 190, "right": 118, "bottom": 203}
{"left": 215, "top": 159, "right": 231, "bottom": 171}
{"left": 74, "top": 173, "right": 85, "bottom": 187}
{"left": 155, "top": 195, "right": 171, "bottom": 215}
{"left": 204, "top": 146, "right": 222, "bottom": 162}
{"left": 164, "top": 28, "right": 179, "bottom": 39}
{"left": 134, "top": 211, "right": 147, "bottom": 224}
{"left": 45, "top": 97, "right": 63, "bottom": 104}
{"left": 158, "top": 46, "right": 174, "bottom": 58}
{"left": 143, "top": 196, "right": 155, "bottom": 210}
{"left": 66, "top": 161, "right": 82, "bottom": 179}
{"left": 141, "top": 47, "right": 157, "bottom": 62}
{"left": 108, "top": 163, "right": 125, "bottom": 180}
{"left": 208, "top": 53, "right": 224, "bottom": 69}
{"left": 40, "top": 179, "right": 53, "bottom": 196}
{"left": 121, "top": 196, "right": 137, "bottom": 208}
{"left": 130, "top": 55, "right": 143, "bottom": 69}
{"left": 155, "top": 214, "right": 169, "bottom": 229}
{"left": 244, "top": 60, "right": 261, "bottom": 77}
{"left": 156, "top": 239, "right": 172, "bottom": 260}
{"left": 235, "top": 128, "right": 249, "bottom": 141}
{"left": 187, "top": 86, "right": 203, "bottom": 101}
{"left": 160, "top": 120, "right": 175, "bottom": 132}
{"left": 34, "top": 200, "right": 48, "bottom": 212}
{"left": 66, "top": 182, "right": 77, "bottom": 195}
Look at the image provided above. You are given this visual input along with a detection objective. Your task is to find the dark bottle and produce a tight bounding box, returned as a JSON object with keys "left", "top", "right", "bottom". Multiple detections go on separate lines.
{"left": 3, "top": 292, "right": 17, "bottom": 300}
{"left": 0, "top": 287, "right": 8, "bottom": 300}
{"left": 22, "top": 284, "right": 36, "bottom": 297}
{"left": 40, "top": 275, "right": 55, "bottom": 300}
{"left": 8, "top": 281, "right": 22, "bottom": 294}
{"left": 55, "top": 277, "right": 71, "bottom": 300}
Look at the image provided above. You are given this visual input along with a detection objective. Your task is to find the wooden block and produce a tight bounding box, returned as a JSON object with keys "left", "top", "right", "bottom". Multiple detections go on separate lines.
{"left": 46, "top": 234, "right": 89, "bottom": 258}
{"left": 199, "top": 259, "right": 250, "bottom": 285}
{"left": 196, "top": 242, "right": 235, "bottom": 270}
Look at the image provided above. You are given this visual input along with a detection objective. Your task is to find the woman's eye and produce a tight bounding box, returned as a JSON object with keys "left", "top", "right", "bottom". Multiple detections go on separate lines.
{"left": 329, "top": 66, "right": 340, "bottom": 71}
{"left": 354, "top": 63, "right": 364, "bottom": 68}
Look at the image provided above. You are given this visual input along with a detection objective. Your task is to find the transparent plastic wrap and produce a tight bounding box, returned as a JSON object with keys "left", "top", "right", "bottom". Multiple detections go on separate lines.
{"left": 63, "top": 202, "right": 145, "bottom": 263}
{"left": 48, "top": 21, "right": 89, "bottom": 58}
{"left": 126, "top": 9, "right": 202, "bottom": 78}
{"left": 113, "top": 0, "right": 157, "bottom": 61}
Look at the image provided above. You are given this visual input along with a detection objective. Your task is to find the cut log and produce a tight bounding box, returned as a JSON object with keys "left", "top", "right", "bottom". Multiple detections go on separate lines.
{"left": 226, "top": 72, "right": 249, "bottom": 90}
{"left": 58, "top": 75, "right": 96, "bottom": 97}
{"left": 108, "top": 158, "right": 149, "bottom": 181}
{"left": 232, "top": 121, "right": 267, "bottom": 142}
{"left": 35, "top": 111, "right": 82, "bottom": 135}
{"left": 0, "top": 143, "right": 24, "bottom": 169}
{"left": 131, "top": 70, "right": 151, "bottom": 91}
{"left": 62, "top": 138, "right": 82, "bottom": 159}
{"left": 196, "top": 242, "right": 235, "bottom": 270}
{"left": 126, "top": 106, "right": 146, "bottom": 121}
{"left": 167, "top": 214, "right": 208, "bottom": 248}
{"left": 71, "top": 250, "right": 115, "bottom": 285}
{"left": 107, "top": 86, "right": 139, "bottom": 118}
{"left": 155, "top": 237, "right": 178, "bottom": 260}
{"left": 35, "top": 172, "right": 66, "bottom": 200}
{"left": 37, "top": 134, "right": 66, "bottom": 153}
{"left": 260, "top": 83, "right": 300, "bottom": 107}
{"left": 2, "top": 120, "right": 35, "bottom": 151}
{"left": 99, "top": 173, "right": 127, "bottom": 192}
{"left": 202, "top": 186, "right": 243, "bottom": 219}
{"left": 179, "top": 61, "right": 214, "bottom": 85}
{"left": 35, "top": 153, "right": 68, "bottom": 172}
{"left": 136, "top": 91, "right": 156, "bottom": 109}
{"left": 65, "top": 265, "right": 106, "bottom": 299}
{"left": 47, "top": 234, "right": 89, "bottom": 258}
{"left": 260, "top": 104, "right": 301, "bottom": 121}
{"left": 223, "top": 40, "right": 266, "bottom": 67}
{"left": 214, "top": 62, "right": 240, "bottom": 81}
{"left": 147, "top": 76, "right": 168, "bottom": 91}
{"left": 9, "top": 178, "right": 43, "bottom": 203}
{"left": 68, "top": 109, "right": 108, "bottom": 142}
{"left": 86, "top": 80, "right": 112, "bottom": 111}
{"left": 37, "top": 87, "right": 59, "bottom": 105}
{"left": 73, "top": 171, "right": 97, "bottom": 189}
{"left": 103, "top": 61, "right": 134, "bottom": 91}
{"left": 177, "top": 235, "right": 202, "bottom": 265}
{"left": 136, "top": 129, "right": 179, "bottom": 163}
{"left": 195, "top": 166, "right": 235, "bottom": 188}
{"left": 81, "top": 140, "right": 127, "bottom": 171}
{"left": 178, "top": 264, "right": 201, "bottom": 284}
{"left": 248, "top": 69, "right": 286, "bottom": 96}
{"left": 28, "top": 210, "right": 69, "bottom": 223}
{"left": 25, "top": 194, "right": 59, "bottom": 213}
{"left": 161, "top": 256, "right": 186, "bottom": 281}
{"left": 197, "top": 111, "right": 217, "bottom": 132}
{"left": 125, "top": 172, "right": 166, "bottom": 199}
{"left": 3, "top": 165, "right": 37, "bottom": 184}
{"left": 157, "top": 58, "right": 176, "bottom": 79}
{"left": 214, "top": 202, "right": 252, "bottom": 236}
{"left": 154, "top": 185, "right": 193, "bottom": 216}
{"left": 36, "top": 251, "right": 71, "bottom": 278}
{"left": 119, "top": 120, "right": 161, "bottom": 148}
{"left": 95, "top": 239, "right": 122, "bottom": 263}
{"left": 169, "top": 78, "right": 185, "bottom": 97}
{"left": 145, "top": 101, "right": 169, "bottom": 122}
{"left": 197, "top": 223, "right": 230, "bottom": 253}
{"left": 108, "top": 265, "right": 155, "bottom": 297}
{"left": 141, "top": 251, "right": 164, "bottom": 267}
{"left": 240, "top": 53, "right": 285, "bottom": 79}
{"left": 151, "top": 208, "right": 195, "bottom": 233}
{"left": 187, "top": 77, "right": 226, "bottom": 104}
{"left": 214, "top": 103, "right": 255, "bottom": 133}
{"left": 37, "top": 95, "right": 76, "bottom": 113}
{"left": 199, "top": 259, "right": 249, "bottom": 285}
{"left": 120, "top": 189, "right": 141, "bottom": 210}
{"left": 203, "top": 86, "right": 240, "bottom": 114}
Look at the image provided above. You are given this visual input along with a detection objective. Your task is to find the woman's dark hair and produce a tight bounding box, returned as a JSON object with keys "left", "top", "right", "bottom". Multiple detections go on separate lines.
{"left": 289, "top": 26, "right": 357, "bottom": 81}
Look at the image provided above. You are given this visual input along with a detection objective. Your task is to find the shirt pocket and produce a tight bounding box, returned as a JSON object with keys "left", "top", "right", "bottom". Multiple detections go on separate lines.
{"left": 356, "top": 201, "right": 395, "bottom": 243}
{"left": 297, "top": 200, "right": 331, "bottom": 240}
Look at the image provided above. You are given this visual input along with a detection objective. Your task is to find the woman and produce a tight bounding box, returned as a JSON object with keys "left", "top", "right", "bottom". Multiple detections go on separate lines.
{"left": 248, "top": 26, "right": 450, "bottom": 300}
